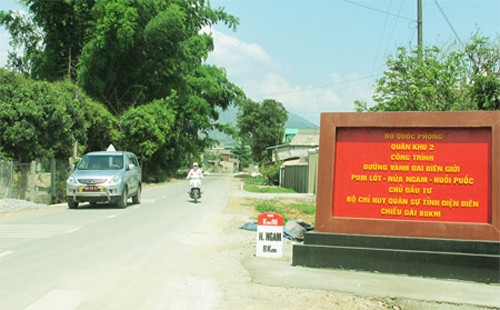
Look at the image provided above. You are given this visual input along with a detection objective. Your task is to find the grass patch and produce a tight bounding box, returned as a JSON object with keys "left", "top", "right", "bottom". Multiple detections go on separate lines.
{"left": 237, "top": 176, "right": 296, "bottom": 193}
{"left": 241, "top": 175, "right": 265, "bottom": 184}
{"left": 249, "top": 198, "right": 316, "bottom": 224}
{"left": 255, "top": 200, "right": 281, "bottom": 213}
{"left": 244, "top": 184, "right": 296, "bottom": 193}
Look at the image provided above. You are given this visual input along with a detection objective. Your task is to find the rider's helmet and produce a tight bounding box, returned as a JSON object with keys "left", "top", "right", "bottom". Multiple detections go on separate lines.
{"left": 192, "top": 162, "right": 199, "bottom": 168}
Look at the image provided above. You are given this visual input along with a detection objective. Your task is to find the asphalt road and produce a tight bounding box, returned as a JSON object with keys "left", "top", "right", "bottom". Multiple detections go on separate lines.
{"left": 1, "top": 174, "right": 499, "bottom": 310}
{"left": 0, "top": 174, "right": 232, "bottom": 309}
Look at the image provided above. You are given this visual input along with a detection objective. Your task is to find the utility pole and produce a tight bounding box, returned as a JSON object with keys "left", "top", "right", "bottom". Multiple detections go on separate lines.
{"left": 417, "top": 0, "right": 423, "bottom": 62}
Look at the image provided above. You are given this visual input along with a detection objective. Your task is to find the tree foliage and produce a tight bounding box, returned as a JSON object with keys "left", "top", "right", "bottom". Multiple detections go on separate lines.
{"left": 2, "top": 0, "right": 240, "bottom": 111}
{"left": 356, "top": 35, "right": 499, "bottom": 112}
{"left": 119, "top": 97, "right": 176, "bottom": 179}
{"left": 237, "top": 99, "right": 288, "bottom": 164}
{"left": 120, "top": 98, "right": 175, "bottom": 160}
{"left": 1, "top": 0, "right": 245, "bottom": 179}
{"left": 464, "top": 36, "right": 500, "bottom": 110}
{"left": 0, "top": 68, "right": 116, "bottom": 162}
{"left": 260, "top": 158, "right": 281, "bottom": 186}
{"left": 231, "top": 141, "right": 252, "bottom": 171}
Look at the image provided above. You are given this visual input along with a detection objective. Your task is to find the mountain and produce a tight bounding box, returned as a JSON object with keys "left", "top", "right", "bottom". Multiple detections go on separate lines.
{"left": 208, "top": 106, "right": 318, "bottom": 147}
{"left": 286, "top": 112, "right": 318, "bottom": 129}
{"left": 215, "top": 105, "right": 317, "bottom": 128}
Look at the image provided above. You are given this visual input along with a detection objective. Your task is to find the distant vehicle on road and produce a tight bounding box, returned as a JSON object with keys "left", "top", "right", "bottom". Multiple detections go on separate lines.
{"left": 66, "top": 151, "right": 141, "bottom": 209}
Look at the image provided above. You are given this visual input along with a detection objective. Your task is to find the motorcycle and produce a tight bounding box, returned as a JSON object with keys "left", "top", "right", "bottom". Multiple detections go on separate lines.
{"left": 188, "top": 178, "right": 202, "bottom": 203}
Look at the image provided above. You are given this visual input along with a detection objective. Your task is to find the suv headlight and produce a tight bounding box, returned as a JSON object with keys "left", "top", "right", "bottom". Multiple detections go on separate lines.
{"left": 109, "top": 175, "right": 121, "bottom": 184}
{"left": 67, "top": 176, "right": 77, "bottom": 185}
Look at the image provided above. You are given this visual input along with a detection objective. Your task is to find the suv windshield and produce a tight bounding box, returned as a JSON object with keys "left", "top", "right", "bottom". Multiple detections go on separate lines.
{"left": 78, "top": 155, "right": 124, "bottom": 170}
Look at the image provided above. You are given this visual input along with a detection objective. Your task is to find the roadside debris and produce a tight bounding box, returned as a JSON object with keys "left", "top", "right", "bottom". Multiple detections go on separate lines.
{"left": 240, "top": 222, "right": 257, "bottom": 231}
{"left": 284, "top": 220, "right": 314, "bottom": 241}
{"left": 0, "top": 199, "right": 48, "bottom": 213}
{"left": 240, "top": 220, "right": 314, "bottom": 242}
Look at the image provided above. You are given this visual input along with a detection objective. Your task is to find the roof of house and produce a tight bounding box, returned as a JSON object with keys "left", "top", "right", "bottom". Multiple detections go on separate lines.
{"left": 290, "top": 128, "right": 320, "bottom": 146}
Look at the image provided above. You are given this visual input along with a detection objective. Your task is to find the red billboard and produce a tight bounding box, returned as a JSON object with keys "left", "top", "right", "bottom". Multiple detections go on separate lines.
{"left": 333, "top": 127, "right": 491, "bottom": 223}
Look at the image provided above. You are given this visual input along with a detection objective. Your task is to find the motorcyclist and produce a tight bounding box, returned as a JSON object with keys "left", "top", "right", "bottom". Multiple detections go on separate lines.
{"left": 186, "top": 162, "right": 203, "bottom": 180}
{"left": 187, "top": 162, "right": 203, "bottom": 201}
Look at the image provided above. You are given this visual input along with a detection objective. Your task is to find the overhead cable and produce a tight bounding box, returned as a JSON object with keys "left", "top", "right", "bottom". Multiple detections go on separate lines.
{"left": 433, "top": 0, "right": 465, "bottom": 47}
{"left": 252, "top": 75, "right": 378, "bottom": 99}
{"left": 343, "top": 0, "right": 416, "bottom": 21}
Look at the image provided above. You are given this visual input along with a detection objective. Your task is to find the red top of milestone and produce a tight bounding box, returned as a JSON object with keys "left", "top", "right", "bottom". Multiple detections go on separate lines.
{"left": 257, "top": 212, "right": 284, "bottom": 226}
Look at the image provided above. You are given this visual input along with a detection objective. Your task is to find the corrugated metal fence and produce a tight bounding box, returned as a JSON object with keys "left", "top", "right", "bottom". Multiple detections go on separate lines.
{"left": 279, "top": 149, "right": 318, "bottom": 194}
{"left": 308, "top": 150, "right": 318, "bottom": 194}
{"left": 280, "top": 164, "right": 309, "bottom": 193}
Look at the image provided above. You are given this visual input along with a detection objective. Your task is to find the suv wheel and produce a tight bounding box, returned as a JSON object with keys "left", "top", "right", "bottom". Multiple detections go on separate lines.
{"left": 117, "top": 188, "right": 128, "bottom": 209}
{"left": 132, "top": 186, "right": 141, "bottom": 204}
{"left": 68, "top": 199, "right": 79, "bottom": 209}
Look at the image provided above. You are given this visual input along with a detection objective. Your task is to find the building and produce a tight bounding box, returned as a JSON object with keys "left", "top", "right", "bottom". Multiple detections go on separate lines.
{"left": 268, "top": 128, "right": 320, "bottom": 162}
{"left": 267, "top": 128, "right": 320, "bottom": 193}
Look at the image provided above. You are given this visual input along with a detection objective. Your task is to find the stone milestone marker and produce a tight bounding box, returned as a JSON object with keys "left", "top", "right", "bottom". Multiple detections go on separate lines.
{"left": 292, "top": 111, "right": 500, "bottom": 283}
{"left": 256, "top": 212, "right": 284, "bottom": 258}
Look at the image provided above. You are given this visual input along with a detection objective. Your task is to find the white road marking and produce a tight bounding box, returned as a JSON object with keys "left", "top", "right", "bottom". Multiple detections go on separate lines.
{"left": 106, "top": 214, "right": 118, "bottom": 219}
{"left": 25, "top": 289, "right": 86, "bottom": 310}
{"left": 0, "top": 250, "right": 14, "bottom": 258}
{"left": 0, "top": 224, "right": 82, "bottom": 239}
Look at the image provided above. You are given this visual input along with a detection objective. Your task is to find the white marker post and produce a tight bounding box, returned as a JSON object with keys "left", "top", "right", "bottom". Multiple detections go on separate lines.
{"left": 256, "top": 212, "right": 284, "bottom": 258}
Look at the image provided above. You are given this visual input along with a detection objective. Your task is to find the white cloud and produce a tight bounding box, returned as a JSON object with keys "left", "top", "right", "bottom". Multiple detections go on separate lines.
{"left": 207, "top": 28, "right": 280, "bottom": 81}
{"left": 250, "top": 73, "right": 358, "bottom": 126}
{"left": 0, "top": 9, "right": 28, "bottom": 68}
{"left": 0, "top": 30, "right": 11, "bottom": 67}
{"left": 206, "top": 28, "right": 376, "bottom": 126}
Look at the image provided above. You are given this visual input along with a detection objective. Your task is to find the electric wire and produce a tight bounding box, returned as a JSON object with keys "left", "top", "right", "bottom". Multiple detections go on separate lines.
{"left": 251, "top": 75, "right": 378, "bottom": 99}
{"left": 370, "top": 0, "right": 392, "bottom": 77}
{"left": 253, "top": 1, "right": 414, "bottom": 104}
{"left": 384, "top": 0, "right": 406, "bottom": 57}
{"left": 250, "top": 0, "right": 484, "bottom": 111}
{"left": 432, "top": 0, "right": 465, "bottom": 48}
{"left": 343, "top": 0, "right": 416, "bottom": 21}
{"left": 362, "top": 0, "right": 394, "bottom": 106}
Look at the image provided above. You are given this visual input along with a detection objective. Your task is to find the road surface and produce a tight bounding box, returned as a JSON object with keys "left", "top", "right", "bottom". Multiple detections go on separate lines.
{"left": 2, "top": 175, "right": 496, "bottom": 310}
{"left": 1, "top": 175, "right": 238, "bottom": 309}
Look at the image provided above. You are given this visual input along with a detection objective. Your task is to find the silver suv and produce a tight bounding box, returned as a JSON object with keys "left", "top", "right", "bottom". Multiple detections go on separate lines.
{"left": 66, "top": 151, "right": 142, "bottom": 209}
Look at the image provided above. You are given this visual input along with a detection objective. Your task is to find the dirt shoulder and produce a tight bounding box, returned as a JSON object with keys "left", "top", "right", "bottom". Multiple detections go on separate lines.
{"left": 218, "top": 196, "right": 398, "bottom": 310}
{"left": 221, "top": 194, "right": 498, "bottom": 310}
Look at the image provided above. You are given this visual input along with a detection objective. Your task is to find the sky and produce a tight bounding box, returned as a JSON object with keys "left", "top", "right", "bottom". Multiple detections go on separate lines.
{"left": 1, "top": 0, "right": 499, "bottom": 125}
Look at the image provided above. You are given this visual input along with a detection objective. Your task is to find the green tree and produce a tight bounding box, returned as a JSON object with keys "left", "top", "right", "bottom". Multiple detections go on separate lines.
{"left": 0, "top": 8, "right": 41, "bottom": 75}
{"left": 232, "top": 141, "right": 252, "bottom": 171}
{"left": 237, "top": 99, "right": 288, "bottom": 164}
{"left": 1, "top": 0, "right": 244, "bottom": 178}
{"left": 357, "top": 35, "right": 499, "bottom": 112}
{"left": 370, "top": 46, "right": 469, "bottom": 111}
{"left": 0, "top": 69, "right": 87, "bottom": 161}
{"left": 260, "top": 157, "right": 281, "bottom": 186}
{"left": 1, "top": 0, "right": 238, "bottom": 112}
{"left": 464, "top": 36, "right": 500, "bottom": 110}
{"left": 54, "top": 80, "right": 120, "bottom": 154}
{"left": 0, "top": 0, "right": 93, "bottom": 79}
{"left": 119, "top": 97, "right": 176, "bottom": 180}
{"left": 175, "top": 65, "right": 245, "bottom": 161}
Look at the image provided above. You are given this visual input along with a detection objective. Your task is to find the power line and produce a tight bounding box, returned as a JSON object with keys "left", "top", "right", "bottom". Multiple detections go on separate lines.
{"left": 432, "top": 0, "right": 464, "bottom": 47}
{"left": 370, "top": 0, "right": 393, "bottom": 77}
{"left": 251, "top": 75, "right": 379, "bottom": 99}
{"left": 384, "top": 0, "right": 405, "bottom": 57}
{"left": 343, "top": 0, "right": 416, "bottom": 21}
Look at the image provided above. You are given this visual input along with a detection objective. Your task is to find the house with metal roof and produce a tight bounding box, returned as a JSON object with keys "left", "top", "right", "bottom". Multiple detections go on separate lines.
{"left": 267, "top": 128, "right": 320, "bottom": 193}
{"left": 268, "top": 128, "right": 320, "bottom": 162}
